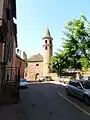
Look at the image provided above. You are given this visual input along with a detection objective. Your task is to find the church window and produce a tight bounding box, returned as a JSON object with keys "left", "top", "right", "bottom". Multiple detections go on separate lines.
{"left": 20, "top": 61, "right": 22, "bottom": 67}
{"left": 45, "top": 46, "right": 47, "bottom": 50}
{"left": 50, "top": 40, "right": 52, "bottom": 44}
{"left": 45, "top": 40, "right": 47, "bottom": 44}
{"left": 36, "top": 63, "right": 39, "bottom": 66}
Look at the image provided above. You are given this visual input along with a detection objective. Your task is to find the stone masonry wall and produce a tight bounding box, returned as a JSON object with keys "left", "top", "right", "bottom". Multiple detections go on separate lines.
{"left": 25, "top": 61, "right": 43, "bottom": 81}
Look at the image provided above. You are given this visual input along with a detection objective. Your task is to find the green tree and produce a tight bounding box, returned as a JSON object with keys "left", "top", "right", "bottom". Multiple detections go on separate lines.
{"left": 63, "top": 14, "right": 90, "bottom": 70}
{"left": 80, "top": 57, "right": 90, "bottom": 70}
{"left": 23, "top": 51, "right": 28, "bottom": 68}
{"left": 49, "top": 50, "right": 68, "bottom": 77}
{"left": 49, "top": 15, "right": 90, "bottom": 76}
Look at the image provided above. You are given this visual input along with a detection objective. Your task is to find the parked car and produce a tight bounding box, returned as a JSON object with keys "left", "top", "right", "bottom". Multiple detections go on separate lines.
{"left": 20, "top": 78, "right": 28, "bottom": 88}
{"left": 37, "top": 76, "right": 52, "bottom": 82}
{"left": 45, "top": 76, "right": 52, "bottom": 81}
{"left": 66, "top": 79, "right": 90, "bottom": 105}
{"left": 60, "top": 76, "right": 71, "bottom": 84}
{"left": 38, "top": 76, "right": 45, "bottom": 82}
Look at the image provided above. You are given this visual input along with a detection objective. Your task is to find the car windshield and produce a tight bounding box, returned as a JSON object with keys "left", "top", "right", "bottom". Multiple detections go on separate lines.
{"left": 80, "top": 81, "right": 90, "bottom": 89}
{"left": 21, "top": 79, "right": 27, "bottom": 82}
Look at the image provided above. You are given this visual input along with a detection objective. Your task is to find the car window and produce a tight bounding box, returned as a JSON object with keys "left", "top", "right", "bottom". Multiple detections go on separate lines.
{"left": 69, "top": 81, "right": 75, "bottom": 86}
{"left": 69, "top": 81, "right": 72, "bottom": 85}
{"left": 75, "top": 82, "right": 81, "bottom": 88}
{"left": 81, "top": 81, "right": 90, "bottom": 89}
{"left": 21, "top": 79, "right": 27, "bottom": 82}
{"left": 69, "top": 81, "right": 81, "bottom": 88}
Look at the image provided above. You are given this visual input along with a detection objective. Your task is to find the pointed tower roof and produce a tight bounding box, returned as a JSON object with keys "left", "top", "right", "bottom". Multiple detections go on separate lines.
{"left": 43, "top": 28, "right": 53, "bottom": 40}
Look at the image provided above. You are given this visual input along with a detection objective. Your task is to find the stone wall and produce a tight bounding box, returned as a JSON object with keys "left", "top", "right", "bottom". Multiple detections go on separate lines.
{"left": 25, "top": 61, "right": 43, "bottom": 81}
{"left": 47, "top": 73, "right": 59, "bottom": 81}
{"left": 82, "top": 71, "right": 90, "bottom": 77}
{"left": 15, "top": 55, "right": 25, "bottom": 78}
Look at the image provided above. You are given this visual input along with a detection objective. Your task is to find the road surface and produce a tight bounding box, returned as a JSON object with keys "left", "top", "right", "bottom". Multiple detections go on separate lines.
{"left": 20, "top": 81, "right": 90, "bottom": 120}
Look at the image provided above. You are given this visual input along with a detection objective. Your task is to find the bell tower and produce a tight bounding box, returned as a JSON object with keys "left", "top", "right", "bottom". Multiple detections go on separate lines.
{"left": 43, "top": 28, "right": 53, "bottom": 76}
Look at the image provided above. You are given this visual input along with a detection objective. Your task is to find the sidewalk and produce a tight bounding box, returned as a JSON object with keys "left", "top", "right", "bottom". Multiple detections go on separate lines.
{"left": 0, "top": 103, "right": 26, "bottom": 120}
{"left": 49, "top": 81, "right": 67, "bottom": 86}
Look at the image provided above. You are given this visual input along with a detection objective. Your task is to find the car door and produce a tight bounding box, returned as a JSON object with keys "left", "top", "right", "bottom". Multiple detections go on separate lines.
{"left": 70, "top": 82, "right": 78, "bottom": 96}
{"left": 74, "top": 82, "right": 83, "bottom": 99}
{"left": 68, "top": 81, "right": 76, "bottom": 95}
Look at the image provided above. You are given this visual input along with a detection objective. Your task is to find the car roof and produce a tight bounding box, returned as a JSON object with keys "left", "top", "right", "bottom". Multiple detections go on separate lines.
{"left": 70, "top": 79, "right": 90, "bottom": 83}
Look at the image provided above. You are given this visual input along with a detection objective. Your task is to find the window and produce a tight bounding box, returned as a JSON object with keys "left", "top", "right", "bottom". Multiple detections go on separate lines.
{"left": 45, "top": 40, "right": 47, "bottom": 44}
{"left": 36, "top": 64, "right": 39, "bottom": 66}
{"left": 50, "top": 40, "right": 52, "bottom": 44}
{"left": 81, "top": 81, "right": 90, "bottom": 89}
{"left": 20, "top": 61, "right": 22, "bottom": 67}
{"left": 69, "top": 81, "right": 76, "bottom": 87}
{"left": 69, "top": 81, "right": 81, "bottom": 88}
{"left": 45, "top": 46, "right": 47, "bottom": 50}
{"left": 75, "top": 82, "right": 81, "bottom": 88}
{"left": 69, "top": 81, "right": 74, "bottom": 85}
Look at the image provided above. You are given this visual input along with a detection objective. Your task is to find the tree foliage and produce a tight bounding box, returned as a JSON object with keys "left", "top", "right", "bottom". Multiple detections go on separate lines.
{"left": 49, "top": 50, "right": 69, "bottom": 76}
{"left": 49, "top": 15, "right": 90, "bottom": 76}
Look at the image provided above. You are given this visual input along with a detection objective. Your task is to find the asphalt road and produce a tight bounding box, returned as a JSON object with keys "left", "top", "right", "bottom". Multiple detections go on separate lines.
{"left": 20, "top": 82, "right": 90, "bottom": 120}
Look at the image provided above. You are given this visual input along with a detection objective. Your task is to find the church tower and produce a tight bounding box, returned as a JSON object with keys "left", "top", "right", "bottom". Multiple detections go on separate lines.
{"left": 43, "top": 28, "right": 53, "bottom": 76}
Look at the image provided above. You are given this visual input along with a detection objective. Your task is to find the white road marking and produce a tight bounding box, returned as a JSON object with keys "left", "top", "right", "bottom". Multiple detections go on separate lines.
{"left": 57, "top": 92, "right": 90, "bottom": 116}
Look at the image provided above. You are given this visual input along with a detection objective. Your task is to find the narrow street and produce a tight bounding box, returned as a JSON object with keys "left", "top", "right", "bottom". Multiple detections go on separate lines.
{"left": 20, "top": 82, "right": 90, "bottom": 120}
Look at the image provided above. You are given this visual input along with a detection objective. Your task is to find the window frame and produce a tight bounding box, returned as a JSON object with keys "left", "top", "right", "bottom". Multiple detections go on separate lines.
{"left": 45, "top": 40, "right": 47, "bottom": 44}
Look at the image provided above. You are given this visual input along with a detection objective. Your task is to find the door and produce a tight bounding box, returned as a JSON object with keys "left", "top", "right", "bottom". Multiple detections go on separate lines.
{"left": 35, "top": 73, "right": 39, "bottom": 81}
{"left": 68, "top": 81, "right": 77, "bottom": 96}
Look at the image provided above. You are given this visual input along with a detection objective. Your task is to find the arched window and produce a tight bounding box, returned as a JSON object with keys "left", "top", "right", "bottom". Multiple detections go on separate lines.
{"left": 45, "top": 46, "right": 47, "bottom": 50}
{"left": 20, "top": 61, "right": 22, "bottom": 67}
{"left": 50, "top": 40, "right": 52, "bottom": 44}
{"left": 45, "top": 40, "right": 47, "bottom": 44}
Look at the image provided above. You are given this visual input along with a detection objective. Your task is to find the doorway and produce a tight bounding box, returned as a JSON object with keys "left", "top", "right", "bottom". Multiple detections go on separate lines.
{"left": 35, "top": 73, "right": 39, "bottom": 80}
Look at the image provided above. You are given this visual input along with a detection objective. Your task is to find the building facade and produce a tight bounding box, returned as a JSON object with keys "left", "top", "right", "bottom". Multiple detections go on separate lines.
{"left": 0, "top": 0, "right": 17, "bottom": 97}
{"left": 25, "top": 28, "right": 53, "bottom": 81}
{"left": 15, "top": 54, "right": 25, "bottom": 78}
{"left": 26, "top": 54, "right": 43, "bottom": 80}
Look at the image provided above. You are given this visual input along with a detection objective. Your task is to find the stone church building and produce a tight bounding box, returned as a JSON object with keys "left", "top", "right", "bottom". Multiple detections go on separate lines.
{"left": 25, "top": 28, "right": 54, "bottom": 81}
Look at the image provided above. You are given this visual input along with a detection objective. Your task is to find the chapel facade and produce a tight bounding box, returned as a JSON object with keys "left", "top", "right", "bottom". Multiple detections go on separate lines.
{"left": 25, "top": 28, "right": 53, "bottom": 80}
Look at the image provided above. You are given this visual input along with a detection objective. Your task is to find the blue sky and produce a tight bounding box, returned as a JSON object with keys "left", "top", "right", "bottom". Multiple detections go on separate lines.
{"left": 16, "top": 0, "right": 90, "bottom": 57}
